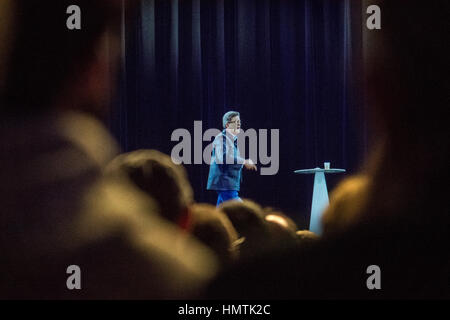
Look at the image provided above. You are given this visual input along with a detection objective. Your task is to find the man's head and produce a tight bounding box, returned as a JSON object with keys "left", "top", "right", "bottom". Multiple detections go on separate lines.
{"left": 222, "top": 111, "right": 241, "bottom": 135}
{"left": 106, "top": 150, "right": 194, "bottom": 229}
{"left": 0, "top": 0, "right": 131, "bottom": 119}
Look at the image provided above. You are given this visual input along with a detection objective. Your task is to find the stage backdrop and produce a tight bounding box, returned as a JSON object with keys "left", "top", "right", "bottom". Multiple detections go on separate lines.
{"left": 108, "top": 0, "right": 368, "bottom": 228}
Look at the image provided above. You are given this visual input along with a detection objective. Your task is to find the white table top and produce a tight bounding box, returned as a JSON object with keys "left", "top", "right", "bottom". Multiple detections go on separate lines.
{"left": 294, "top": 168, "right": 346, "bottom": 174}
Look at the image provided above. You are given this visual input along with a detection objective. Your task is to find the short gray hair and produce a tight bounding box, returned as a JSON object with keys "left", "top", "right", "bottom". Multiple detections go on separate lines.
{"left": 222, "top": 111, "right": 240, "bottom": 128}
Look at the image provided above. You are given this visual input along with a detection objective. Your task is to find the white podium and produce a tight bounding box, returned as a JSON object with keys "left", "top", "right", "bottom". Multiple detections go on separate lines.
{"left": 294, "top": 168, "right": 346, "bottom": 235}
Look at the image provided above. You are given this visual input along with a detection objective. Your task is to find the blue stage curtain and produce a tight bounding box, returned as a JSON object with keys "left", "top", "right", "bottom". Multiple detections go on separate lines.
{"left": 109, "top": 0, "right": 367, "bottom": 227}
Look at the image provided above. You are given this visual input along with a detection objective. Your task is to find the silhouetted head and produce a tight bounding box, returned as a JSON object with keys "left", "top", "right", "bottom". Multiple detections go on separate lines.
{"left": 219, "top": 199, "right": 274, "bottom": 259}
{"left": 263, "top": 207, "right": 298, "bottom": 233}
{"left": 361, "top": 0, "right": 450, "bottom": 222}
{"left": 190, "top": 203, "right": 240, "bottom": 267}
{"left": 366, "top": 1, "right": 449, "bottom": 172}
{"left": 106, "top": 150, "right": 194, "bottom": 229}
{"left": 295, "top": 230, "right": 319, "bottom": 247}
{"left": 262, "top": 208, "right": 299, "bottom": 248}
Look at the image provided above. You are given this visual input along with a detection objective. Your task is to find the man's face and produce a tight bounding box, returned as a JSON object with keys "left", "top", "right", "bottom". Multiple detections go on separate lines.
{"left": 226, "top": 116, "right": 241, "bottom": 135}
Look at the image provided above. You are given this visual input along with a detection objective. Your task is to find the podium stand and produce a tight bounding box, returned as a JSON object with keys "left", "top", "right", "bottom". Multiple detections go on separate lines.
{"left": 294, "top": 168, "right": 346, "bottom": 235}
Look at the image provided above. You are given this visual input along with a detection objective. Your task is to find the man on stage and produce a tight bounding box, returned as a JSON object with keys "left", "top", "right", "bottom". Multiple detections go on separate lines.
{"left": 207, "top": 111, "right": 257, "bottom": 206}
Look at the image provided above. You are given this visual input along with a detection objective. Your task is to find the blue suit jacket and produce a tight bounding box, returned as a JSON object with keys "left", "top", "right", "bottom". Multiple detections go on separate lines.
{"left": 207, "top": 130, "right": 244, "bottom": 191}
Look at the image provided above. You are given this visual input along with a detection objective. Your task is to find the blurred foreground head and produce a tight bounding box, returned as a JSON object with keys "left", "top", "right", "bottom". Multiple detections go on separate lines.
{"left": 263, "top": 207, "right": 298, "bottom": 233}
{"left": 0, "top": 0, "right": 127, "bottom": 119}
{"left": 328, "top": 0, "right": 450, "bottom": 229}
{"left": 219, "top": 199, "right": 268, "bottom": 258}
{"left": 190, "top": 204, "right": 240, "bottom": 268}
{"left": 218, "top": 199, "right": 297, "bottom": 258}
{"left": 262, "top": 208, "right": 299, "bottom": 247}
{"left": 366, "top": 0, "right": 449, "bottom": 174}
{"left": 107, "top": 150, "right": 194, "bottom": 228}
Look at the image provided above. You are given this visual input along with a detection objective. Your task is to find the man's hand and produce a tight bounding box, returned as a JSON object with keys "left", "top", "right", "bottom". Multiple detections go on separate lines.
{"left": 244, "top": 159, "right": 257, "bottom": 171}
